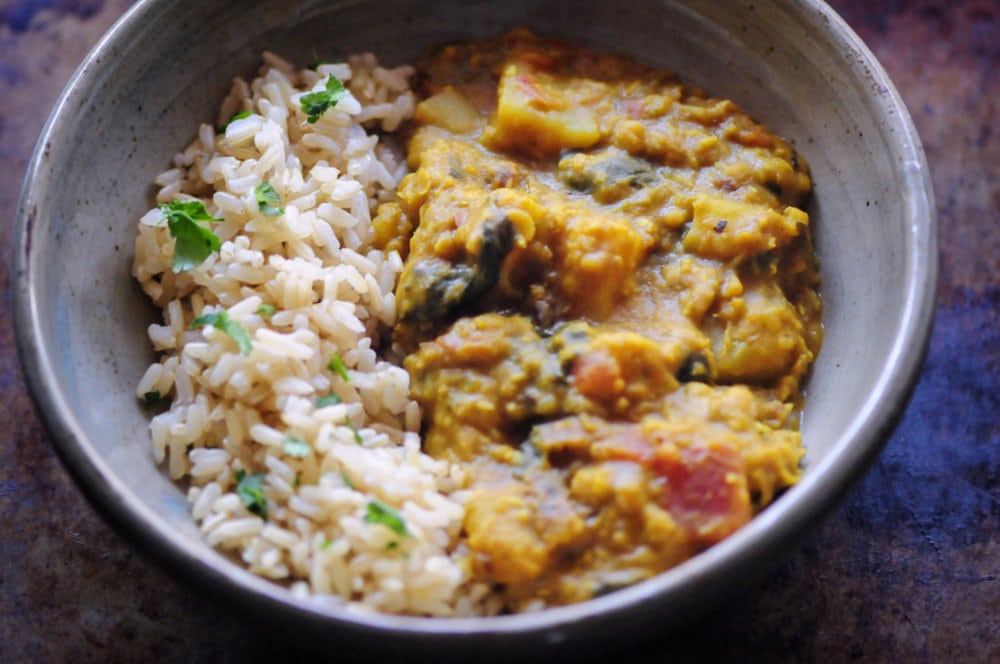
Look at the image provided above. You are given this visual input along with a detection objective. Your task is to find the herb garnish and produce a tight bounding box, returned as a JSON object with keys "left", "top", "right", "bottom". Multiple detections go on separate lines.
{"left": 234, "top": 469, "right": 268, "bottom": 520}
{"left": 300, "top": 75, "right": 346, "bottom": 124}
{"left": 308, "top": 47, "right": 328, "bottom": 71}
{"left": 256, "top": 304, "right": 276, "bottom": 317}
{"left": 315, "top": 393, "right": 342, "bottom": 408}
{"left": 189, "top": 310, "right": 253, "bottom": 355}
{"left": 159, "top": 200, "right": 222, "bottom": 272}
{"left": 254, "top": 181, "right": 285, "bottom": 217}
{"left": 327, "top": 353, "right": 350, "bottom": 382}
{"left": 219, "top": 110, "right": 252, "bottom": 133}
{"left": 364, "top": 500, "right": 408, "bottom": 537}
{"left": 340, "top": 471, "right": 355, "bottom": 490}
{"left": 346, "top": 419, "right": 363, "bottom": 445}
{"left": 282, "top": 434, "right": 311, "bottom": 458}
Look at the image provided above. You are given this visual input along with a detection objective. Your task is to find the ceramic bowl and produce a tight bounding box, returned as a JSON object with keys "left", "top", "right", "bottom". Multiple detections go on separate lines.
{"left": 13, "top": 0, "right": 936, "bottom": 660}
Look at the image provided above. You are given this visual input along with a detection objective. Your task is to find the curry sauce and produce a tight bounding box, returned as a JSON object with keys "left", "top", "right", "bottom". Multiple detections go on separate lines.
{"left": 374, "top": 30, "right": 822, "bottom": 609}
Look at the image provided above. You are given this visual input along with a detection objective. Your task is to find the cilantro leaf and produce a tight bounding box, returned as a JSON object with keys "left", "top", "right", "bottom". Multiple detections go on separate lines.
{"left": 283, "top": 434, "right": 311, "bottom": 458}
{"left": 315, "top": 393, "right": 342, "bottom": 408}
{"left": 159, "top": 200, "right": 222, "bottom": 272}
{"left": 340, "top": 471, "right": 355, "bottom": 490}
{"left": 364, "top": 500, "right": 408, "bottom": 537}
{"left": 300, "top": 75, "right": 346, "bottom": 124}
{"left": 234, "top": 469, "right": 268, "bottom": 520}
{"left": 141, "top": 391, "right": 161, "bottom": 407}
{"left": 320, "top": 539, "right": 333, "bottom": 551}
{"left": 346, "top": 419, "right": 363, "bottom": 445}
{"left": 189, "top": 310, "right": 253, "bottom": 355}
{"left": 308, "top": 48, "right": 328, "bottom": 71}
{"left": 327, "top": 353, "right": 350, "bottom": 382}
{"left": 219, "top": 110, "right": 252, "bottom": 133}
{"left": 254, "top": 181, "right": 285, "bottom": 217}
{"left": 256, "top": 304, "right": 276, "bottom": 317}
{"left": 189, "top": 312, "right": 216, "bottom": 328}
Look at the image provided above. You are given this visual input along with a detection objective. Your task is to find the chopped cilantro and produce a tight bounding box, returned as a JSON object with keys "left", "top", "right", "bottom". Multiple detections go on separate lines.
{"left": 256, "top": 304, "right": 276, "bottom": 317}
{"left": 219, "top": 110, "right": 252, "bottom": 133}
{"left": 315, "top": 393, "right": 342, "bottom": 408}
{"left": 283, "top": 434, "right": 311, "bottom": 458}
{"left": 254, "top": 181, "right": 285, "bottom": 217}
{"left": 234, "top": 469, "right": 268, "bottom": 520}
{"left": 300, "top": 75, "right": 346, "bottom": 123}
{"left": 320, "top": 538, "right": 333, "bottom": 551}
{"left": 141, "top": 390, "right": 161, "bottom": 407}
{"left": 159, "top": 200, "right": 222, "bottom": 272}
{"left": 346, "top": 420, "right": 363, "bottom": 445}
{"left": 364, "top": 500, "right": 408, "bottom": 537}
{"left": 308, "top": 47, "right": 328, "bottom": 71}
{"left": 293, "top": 473, "right": 302, "bottom": 488}
{"left": 383, "top": 540, "right": 400, "bottom": 552}
{"left": 340, "top": 471, "right": 355, "bottom": 490}
{"left": 327, "top": 353, "right": 350, "bottom": 382}
{"left": 189, "top": 310, "right": 252, "bottom": 356}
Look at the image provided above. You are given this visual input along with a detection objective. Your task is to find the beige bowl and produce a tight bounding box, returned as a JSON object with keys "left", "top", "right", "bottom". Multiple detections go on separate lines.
{"left": 13, "top": 0, "right": 936, "bottom": 659}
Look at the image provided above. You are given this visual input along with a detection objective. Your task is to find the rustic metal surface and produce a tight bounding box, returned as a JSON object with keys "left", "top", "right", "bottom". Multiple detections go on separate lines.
{"left": 0, "top": 0, "right": 996, "bottom": 661}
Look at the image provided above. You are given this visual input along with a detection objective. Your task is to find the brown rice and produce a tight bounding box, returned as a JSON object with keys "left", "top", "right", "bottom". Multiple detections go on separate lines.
{"left": 133, "top": 52, "right": 501, "bottom": 616}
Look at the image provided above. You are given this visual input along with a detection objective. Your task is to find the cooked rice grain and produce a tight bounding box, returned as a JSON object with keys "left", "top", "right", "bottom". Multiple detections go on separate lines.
{"left": 133, "top": 53, "right": 494, "bottom": 616}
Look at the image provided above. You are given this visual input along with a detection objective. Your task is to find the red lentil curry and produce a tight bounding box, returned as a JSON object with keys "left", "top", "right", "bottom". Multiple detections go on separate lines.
{"left": 374, "top": 30, "right": 822, "bottom": 610}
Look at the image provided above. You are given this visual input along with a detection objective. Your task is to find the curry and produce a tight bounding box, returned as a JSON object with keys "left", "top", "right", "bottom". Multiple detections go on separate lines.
{"left": 374, "top": 30, "right": 822, "bottom": 609}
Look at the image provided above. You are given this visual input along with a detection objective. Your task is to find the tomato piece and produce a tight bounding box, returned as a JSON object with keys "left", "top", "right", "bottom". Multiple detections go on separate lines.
{"left": 571, "top": 350, "right": 624, "bottom": 400}
{"left": 590, "top": 420, "right": 752, "bottom": 545}
{"left": 651, "top": 439, "right": 751, "bottom": 544}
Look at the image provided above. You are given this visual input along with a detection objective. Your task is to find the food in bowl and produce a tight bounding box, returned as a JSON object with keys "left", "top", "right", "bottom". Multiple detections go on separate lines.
{"left": 133, "top": 30, "right": 821, "bottom": 615}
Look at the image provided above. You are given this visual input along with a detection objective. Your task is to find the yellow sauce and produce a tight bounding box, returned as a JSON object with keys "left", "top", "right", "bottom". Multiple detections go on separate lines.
{"left": 374, "top": 30, "right": 822, "bottom": 609}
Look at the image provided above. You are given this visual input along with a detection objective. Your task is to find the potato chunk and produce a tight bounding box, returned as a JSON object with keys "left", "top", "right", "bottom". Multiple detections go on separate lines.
{"left": 709, "top": 280, "right": 809, "bottom": 383}
{"left": 484, "top": 64, "right": 600, "bottom": 157}
{"left": 414, "top": 86, "right": 482, "bottom": 135}
{"left": 464, "top": 481, "right": 585, "bottom": 584}
{"left": 683, "top": 194, "right": 805, "bottom": 261}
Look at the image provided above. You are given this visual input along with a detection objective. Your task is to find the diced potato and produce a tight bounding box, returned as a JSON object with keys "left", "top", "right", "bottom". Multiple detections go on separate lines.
{"left": 683, "top": 194, "right": 803, "bottom": 260}
{"left": 552, "top": 213, "right": 650, "bottom": 319}
{"left": 465, "top": 484, "right": 584, "bottom": 584}
{"left": 414, "top": 86, "right": 482, "bottom": 135}
{"left": 484, "top": 64, "right": 600, "bottom": 157}
{"left": 709, "top": 280, "right": 807, "bottom": 383}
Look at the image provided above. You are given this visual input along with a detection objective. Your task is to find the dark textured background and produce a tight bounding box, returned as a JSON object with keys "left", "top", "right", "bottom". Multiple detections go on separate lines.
{"left": 1, "top": 0, "right": 996, "bottom": 661}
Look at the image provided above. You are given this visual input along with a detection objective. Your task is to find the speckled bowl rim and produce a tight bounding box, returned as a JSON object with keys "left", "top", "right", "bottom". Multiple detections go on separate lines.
{"left": 13, "top": 0, "right": 937, "bottom": 654}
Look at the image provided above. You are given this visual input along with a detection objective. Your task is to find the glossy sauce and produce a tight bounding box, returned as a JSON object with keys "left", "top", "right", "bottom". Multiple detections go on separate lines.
{"left": 374, "top": 30, "right": 822, "bottom": 609}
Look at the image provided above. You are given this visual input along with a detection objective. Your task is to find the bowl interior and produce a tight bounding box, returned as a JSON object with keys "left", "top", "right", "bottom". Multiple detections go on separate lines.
{"left": 15, "top": 0, "right": 935, "bottom": 656}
